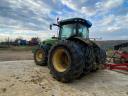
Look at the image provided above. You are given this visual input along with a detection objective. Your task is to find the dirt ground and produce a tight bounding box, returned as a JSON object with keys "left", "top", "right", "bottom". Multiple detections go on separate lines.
{"left": 0, "top": 50, "right": 128, "bottom": 96}
{"left": 0, "top": 50, "right": 33, "bottom": 61}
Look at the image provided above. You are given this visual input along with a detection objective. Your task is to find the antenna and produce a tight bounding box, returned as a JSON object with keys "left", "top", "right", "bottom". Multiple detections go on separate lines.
{"left": 57, "top": 17, "right": 59, "bottom": 24}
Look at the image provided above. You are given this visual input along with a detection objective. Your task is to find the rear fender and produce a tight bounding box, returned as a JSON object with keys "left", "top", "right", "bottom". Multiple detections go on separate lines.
{"left": 67, "top": 37, "right": 95, "bottom": 46}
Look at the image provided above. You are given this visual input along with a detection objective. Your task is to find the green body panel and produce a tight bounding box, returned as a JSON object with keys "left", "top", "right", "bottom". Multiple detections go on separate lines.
{"left": 32, "top": 38, "right": 58, "bottom": 53}
{"left": 41, "top": 38, "right": 58, "bottom": 46}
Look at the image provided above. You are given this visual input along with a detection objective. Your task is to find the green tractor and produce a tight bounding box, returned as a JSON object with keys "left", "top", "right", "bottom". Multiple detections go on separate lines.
{"left": 33, "top": 18, "right": 106, "bottom": 82}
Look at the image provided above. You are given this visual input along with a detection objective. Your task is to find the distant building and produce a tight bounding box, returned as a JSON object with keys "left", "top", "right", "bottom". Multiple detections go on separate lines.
{"left": 14, "top": 39, "right": 28, "bottom": 46}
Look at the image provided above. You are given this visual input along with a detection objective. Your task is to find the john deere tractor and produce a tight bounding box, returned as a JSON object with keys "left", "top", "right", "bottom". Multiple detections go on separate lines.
{"left": 33, "top": 18, "right": 106, "bottom": 82}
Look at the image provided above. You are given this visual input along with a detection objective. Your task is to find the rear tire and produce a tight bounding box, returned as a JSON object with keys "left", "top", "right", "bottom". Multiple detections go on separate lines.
{"left": 92, "top": 44, "right": 106, "bottom": 71}
{"left": 48, "top": 40, "right": 84, "bottom": 83}
{"left": 77, "top": 44, "right": 95, "bottom": 78}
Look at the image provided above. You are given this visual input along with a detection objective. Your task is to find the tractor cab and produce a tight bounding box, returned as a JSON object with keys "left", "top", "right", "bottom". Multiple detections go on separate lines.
{"left": 50, "top": 18, "right": 92, "bottom": 40}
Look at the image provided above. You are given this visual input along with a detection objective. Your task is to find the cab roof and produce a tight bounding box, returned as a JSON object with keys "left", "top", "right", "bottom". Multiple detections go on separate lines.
{"left": 59, "top": 18, "right": 92, "bottom": 28}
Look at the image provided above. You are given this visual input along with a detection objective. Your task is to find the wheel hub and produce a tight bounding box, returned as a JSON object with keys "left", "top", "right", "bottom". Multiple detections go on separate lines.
{"left": 52, "top": 48, "right": 70, "bottom": 72}
{"left": 36, "top": 50, "right": 44, "bottom": 62}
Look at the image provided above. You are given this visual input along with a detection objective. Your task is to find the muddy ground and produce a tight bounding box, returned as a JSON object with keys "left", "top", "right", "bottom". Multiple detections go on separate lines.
{"left": 0, "top": 50, "right": 128, "bottom": 96}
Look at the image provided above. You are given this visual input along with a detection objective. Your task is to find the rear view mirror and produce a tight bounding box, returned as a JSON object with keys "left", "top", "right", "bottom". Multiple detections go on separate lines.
{"left": 50, "top": 24, "right": 52, "bottom": 30}
{"left": 50, "top": 23, "right": 61, "bottom": 30}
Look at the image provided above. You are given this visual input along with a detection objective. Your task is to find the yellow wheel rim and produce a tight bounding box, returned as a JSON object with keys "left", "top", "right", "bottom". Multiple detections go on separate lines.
{"left": 52, "top": 48, "right": 70, "bottom": 72}
{"left": 36, "top": 50, "right": 45, "bottom": 62}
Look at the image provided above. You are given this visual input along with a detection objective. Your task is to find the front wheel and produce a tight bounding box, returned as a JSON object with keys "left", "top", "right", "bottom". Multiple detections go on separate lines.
{"left": 34, "top": 48, "right": 47, "bottom": 66}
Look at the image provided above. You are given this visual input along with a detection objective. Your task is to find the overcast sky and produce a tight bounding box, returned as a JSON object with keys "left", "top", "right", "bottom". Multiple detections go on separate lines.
{"left": 0, "top": 0, "right": 128, "bottom": 41}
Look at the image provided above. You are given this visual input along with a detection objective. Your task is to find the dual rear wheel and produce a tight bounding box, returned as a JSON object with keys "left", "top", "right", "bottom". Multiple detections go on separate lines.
{"left": 48, "top": 40, "right": 84, "bottom": 82}
{"left": 34, "top": 40, "right": 106, "bottom": 82}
